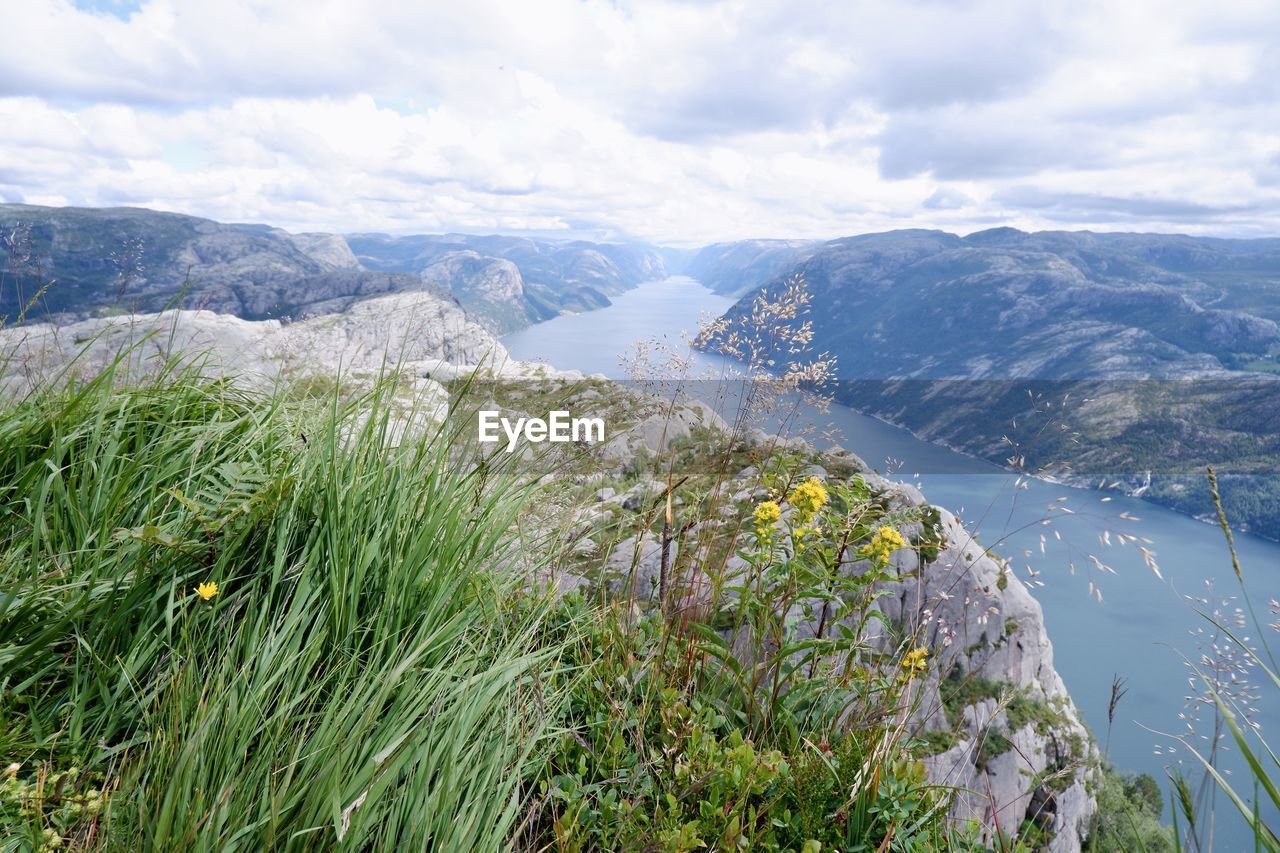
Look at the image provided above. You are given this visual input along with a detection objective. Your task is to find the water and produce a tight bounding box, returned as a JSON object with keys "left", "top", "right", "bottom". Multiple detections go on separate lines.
{"left": 504, "top": 276, "right": 1280, "bottom": 846}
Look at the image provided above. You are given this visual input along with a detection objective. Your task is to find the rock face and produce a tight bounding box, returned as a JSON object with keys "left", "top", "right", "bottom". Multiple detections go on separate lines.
{"left": 285, "top": 231, "right": 361, "bottom": 270}
{"left": 586, "top": 429, "right": 1099, "bottom": 850}
{"left": 0, "top": 290, "right": 506, "bottom": 395}
{"left": 419, "top": 251, "right": 529, "bottom": 333}
{"left": 857, "top": 472, "right": 1097, "bottom": 851}
{"left": 347, "top": 231, "right": 668, "bottom": 330}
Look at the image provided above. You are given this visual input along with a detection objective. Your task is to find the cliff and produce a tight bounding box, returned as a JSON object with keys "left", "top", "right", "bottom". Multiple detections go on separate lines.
{"left": 0, "top": 285, "right": 1101, "bottom": 850}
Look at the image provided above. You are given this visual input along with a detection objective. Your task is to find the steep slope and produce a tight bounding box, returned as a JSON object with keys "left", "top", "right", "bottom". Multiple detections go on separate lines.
{"left": 685, "top": 238, "right": 818, "bottom": 296}
{"left": 346, "top": 232, "right": 668, "bottom": 331}
{"left": 696, "top": 229, "right": 1280, "bottom": 537}
{"left": 0, "top": 204, "right": 409, "bottom": 324}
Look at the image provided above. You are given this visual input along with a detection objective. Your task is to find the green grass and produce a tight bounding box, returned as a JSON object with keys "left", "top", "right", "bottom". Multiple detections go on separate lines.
{"left": 0, "top": 358, "right": 569, "bottom": 850}
{"left": 0, "top": 350, "right": 1086, "bottom": 851}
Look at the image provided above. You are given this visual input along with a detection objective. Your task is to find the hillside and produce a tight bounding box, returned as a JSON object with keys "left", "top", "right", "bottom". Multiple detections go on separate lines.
{"left": 0, "top": 287, "right": 1129, "bottom": 850}
{"left": 0, "top": 205, "right": 667, "bottom": 334}
{"left": 695, "top": 229, "right": 1280, "bottom": 537}
{"left": 685, "top": 238, "right": 818, "bottom": 296}
{"left": 346, "top": 232, "right": 668, "bottom": 331}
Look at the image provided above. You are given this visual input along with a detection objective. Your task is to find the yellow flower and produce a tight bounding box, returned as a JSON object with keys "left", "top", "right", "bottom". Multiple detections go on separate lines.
{"left": 787, "top": 477, "right": 829, "bottom": 519}
{"left": 752, "top": 500, "right": 782, "bottom": 542}
{"left": 753, "top": 500, "right": 782, "bottom": 525}
{"left": 195, "top": 581, "right": 219, "bottom": 600}
{"left": 900, "top": 646, "right": 929, "bottom": 679}
{"left": 860, "top": 525, "right": 908, "bottom": 567}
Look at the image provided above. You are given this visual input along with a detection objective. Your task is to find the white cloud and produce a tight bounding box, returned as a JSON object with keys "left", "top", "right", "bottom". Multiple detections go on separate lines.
{"left": 0, "top": 0, "right": 1277, "bottom": 243}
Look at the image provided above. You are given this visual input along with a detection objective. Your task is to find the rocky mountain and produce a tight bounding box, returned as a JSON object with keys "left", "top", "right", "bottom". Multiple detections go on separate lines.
{"left": 685, "top": 238, "right": 818, "bottom": 296}
{"left": 346, "top": 232, "right": 668, "bottom": 332}
{"left": 0, "top": 273, "right": 1101, "bottom": 848}
{"left": 0, "top": 204, "right": 412, "bottom": 324}
{"left": 696, "top": 228, "right": 1280, "bottom": 538}
{"left": 0, "top": 205, "right": 668, "bottom": 334}
{"left": 0, "top": 287, "right": 505, "bottom": 399}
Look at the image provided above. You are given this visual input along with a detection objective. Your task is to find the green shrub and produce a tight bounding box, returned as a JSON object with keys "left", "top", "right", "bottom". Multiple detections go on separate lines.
{"left": 1084, "top": 768, "right": 1174, "bottom": 852}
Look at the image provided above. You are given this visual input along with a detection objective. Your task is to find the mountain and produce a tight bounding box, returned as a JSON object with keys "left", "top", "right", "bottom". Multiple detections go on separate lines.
{"left": 346, "top": 232, "right": 668, "bottom": 332}
{"left": 695, "top": 228, "right": 1280, "bottom": 537}
{"left": 0, "top": 204, "right": 431, "bottom": 325}
{"left": 0, "top": 205, "right": 668, "bottom": 334}
{"left": 685, "top": 238, "right": 818, "bottom": 296}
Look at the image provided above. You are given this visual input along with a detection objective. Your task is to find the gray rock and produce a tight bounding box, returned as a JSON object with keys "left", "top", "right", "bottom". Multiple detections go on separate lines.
{"left": 1, "top": 290, "right": 506, "bottom": 397}
{"left": 604, "top": 533, "right": 677, "bottom": 602}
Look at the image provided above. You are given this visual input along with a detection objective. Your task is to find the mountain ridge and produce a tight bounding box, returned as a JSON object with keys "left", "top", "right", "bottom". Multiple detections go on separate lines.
{"left": 694, "top": 228, "right": 1280, "bottom": 538}
{"left": 0, "top": 204, "right": 668, "bottom": 333}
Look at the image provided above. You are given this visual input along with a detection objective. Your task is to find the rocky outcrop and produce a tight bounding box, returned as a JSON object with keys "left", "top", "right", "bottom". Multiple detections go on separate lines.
{"left": 587, "top": 433, "right": 1099, "bottom": 850}
{"left": 286, "top": 231, "right": 361, "bottom": 270}
{"left": 0, "top": 290, "right": 506, "bottom": 395}
{"left": 419, "top": 251, "right": 529, "bottom": 333}
{"left": 348, "top": 231, "right": 669, "bottom": 330}
{"left": 858, "top": 472, "right": 1098, "bottom": 851}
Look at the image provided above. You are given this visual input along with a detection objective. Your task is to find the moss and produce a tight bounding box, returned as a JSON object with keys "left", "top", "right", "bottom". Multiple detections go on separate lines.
{"left": 976, "top": 729, "right": 1013, "bottom": 769}
{"left": 915, "top": 729, "right": 961, "bottom": 756}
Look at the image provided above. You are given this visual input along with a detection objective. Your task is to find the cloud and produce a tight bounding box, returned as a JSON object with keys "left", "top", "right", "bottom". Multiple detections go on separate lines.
{"left": 922, "top": 188, "right": 973, "bottom": 211}
{"left": 994, "top": 187, "right": 1270, "bottom": 224}
{"left": 0, "top": 0, "right": 1276, "bottom": 243}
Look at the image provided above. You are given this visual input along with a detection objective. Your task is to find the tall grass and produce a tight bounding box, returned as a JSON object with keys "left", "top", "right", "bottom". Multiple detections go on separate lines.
{"left": 0, "top": 357, "right": 567, "bottom": 850}
{"left": 1165, "top": 467, "right": 1280, "bottom": 851}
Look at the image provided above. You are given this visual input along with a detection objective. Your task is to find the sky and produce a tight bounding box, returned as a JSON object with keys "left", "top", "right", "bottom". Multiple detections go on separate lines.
{"left": 1, "top": 0, "right": 1278, "bottom": 245}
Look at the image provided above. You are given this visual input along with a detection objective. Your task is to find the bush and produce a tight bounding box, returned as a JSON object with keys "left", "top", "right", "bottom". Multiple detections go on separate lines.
{"left": 1084, "top": 769, "right": 1174, "bottom": 852}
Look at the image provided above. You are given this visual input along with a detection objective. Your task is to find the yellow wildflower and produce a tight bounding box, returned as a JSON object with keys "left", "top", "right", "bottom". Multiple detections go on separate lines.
{"left": 901, "top": 646, "right": 929, "bottom": 679}
{"left": 195, "top": 581, "right": 219, "bottom": 601}
{"left": 787, "top": 477, "right": 829, "bottom": 519}
{"left": 752, "top": 500, "right": 782, "bottom": 541}
{"left": 860, "top": 525, "right": 907, "bottom": 567}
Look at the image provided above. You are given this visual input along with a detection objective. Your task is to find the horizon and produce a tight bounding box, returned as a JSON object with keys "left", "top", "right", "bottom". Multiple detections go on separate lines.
{"left": 6, "top": 199, "right": 1279, "bottom": 249}
{"left": 3, "top": 1, "right": 1279, "bottom": 243}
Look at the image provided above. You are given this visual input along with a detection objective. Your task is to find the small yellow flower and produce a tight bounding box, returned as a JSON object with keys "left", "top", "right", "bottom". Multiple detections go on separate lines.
{"left": 900, "top": 646, "right": 929, "bottom": 679}
{"left": 752, "top": 500, "right": 782, "bottom": 543}
{"left": 788, "top": 477, "right": 829, "bottom": 519}
{"left": 792, "top": 524, "right": 813, "bottom": 551}
{"left": 860, "top": 525, "right": 908, "bottom": 567}
{"left": 195, "top": 581, "right": 219, "bottom": 600}
{"left": 753, "top": 500, "right": 782, "bottom": 525}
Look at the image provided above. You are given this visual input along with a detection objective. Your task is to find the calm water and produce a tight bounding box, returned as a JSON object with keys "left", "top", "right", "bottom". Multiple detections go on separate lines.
{"left": 504, "top": 276, "right": 1280, "bottom": 846}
